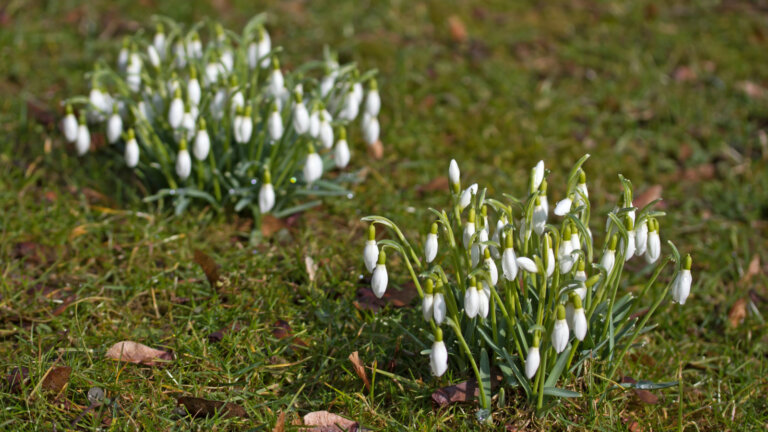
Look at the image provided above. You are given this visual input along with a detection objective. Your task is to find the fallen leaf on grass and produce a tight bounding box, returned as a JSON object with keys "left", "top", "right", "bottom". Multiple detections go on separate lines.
{"left": 366, "top": 140, "right": 383, "bottom": 160}
{"left": 273, "top": 320, "right": 308, "bottom": 347}
{"left": 6, "top": 366, "right": 29, "bottom": 393}
{"left": 26, "top": 98, "right": 57, "bottom": 127}
{"left": 207, "top": 322, "right": 245, "bottom": 343}
{"left": 302, "top": 410, "right": 358, "bottom": 431}
{"left": 737, "top": 80, "right": 768, "bottom": 99}
{"left": 13, "top": 241, "right": 55, "bottom": 265}
{"left": 728, "top": 298, "right": 747, "bottom": 327}
{"left": 447, "top": 15, "right": 467, "bottom": 43}
{"left": 348, "top": 351, "right": 370, "bottom": 390}
{"left": 273, "top": 411, "right": 286, "bottom": 432}
{"left": 741, "top": 255, "right": 761, "bottom": 283}
{"left": 262, "top": 214, "right": 287, "bottom": 237}
{"left": 105, "top": 341, "right": 173, "bottom": 366}
{"left": 416, "top": 176, "right": 449, "bottom": 196}
{"left": 633, "top": 185, "right": 662, "bottom": 209}
{"left": 432, "top": 380, "right": 479, "bottom": 406}
{"left": 354, "top": 283, "right": 418, "bottom": 312}
{"left": 42, "top": 366, "right": 71, "bottom": 394}
{"left": 620, "top": 376, "right": 659, "bottom": 404}
{"left": 193, "top": 249, "right": 220, "bottom": 288}
{"left": 177, "top": 396, "right": 248, "bottom": 419}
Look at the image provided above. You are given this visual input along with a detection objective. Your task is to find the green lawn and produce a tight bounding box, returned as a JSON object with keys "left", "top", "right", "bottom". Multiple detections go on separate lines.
{"left": 1, "top": 0, "right": 767, "bottom": 430}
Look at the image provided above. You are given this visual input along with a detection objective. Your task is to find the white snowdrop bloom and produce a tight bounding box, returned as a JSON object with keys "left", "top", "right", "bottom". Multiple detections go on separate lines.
{"left": 424, "top": 222, "right": 439, "bottom": 263}
{"left": 258, "top": 178, "right": 275, "bottom": 214}
{"left": 232, "top": 110, "right": 243, "bottom": 144}
{"left": 137, "top": 101, "right": 153, "bottom": 122}
{"left": 309, "top": 107, "right": 320, "bottom": 138}
{"left": 334, "top": 134, "right": 351, "bottom": 169}
{"left": 571, "top": 231, "right": 581, "bottom": 252}
{"left": 62, "top": 106, "right": 78, "bottom": 142}
{"left": 463, "top": 210, "right": 476, "bottom": 248}
{"left": 645, "top": 219, "right": 661, "bottom": 264}
{"left": 544, "top": 234, "right": 555, "bottom": 277}
{"left": 352, "top": 81, "right": 363, "bottom": 105}
{"left": 571, "top": 296, "right": 588, "bottom": 341}
{"left": 554, "top": 195, "right": 574, "bottom": 216}
{"left": 181, "top": 110, "right": 196, "bottom": 140}
{"left": 174, "top": 41, "right": 187, "bottom": 68}
{"left": 362, "top": 113, "right": 380, "bottom": 145}
{"left": 220, "top": 48, "right": 234, "bottom": 72}
{"left": 551, "top": 305, "right": 569, "bottom": 353}
{"left": 363, "top": 224, "right": 379, "bottom": 273}
{"left": 124, "top": 129, "right": 139, "bottom": 168}
{"left": 449, "top": 159, "right": 460, "bottom": 190}
{"left": 106, "top": 111, "right": 123, "bottom": 144}
{"left": 193, "top": 119, "right": 210, "bottom": 160}
{"left": 153, "top": 25, "right": 166, "bottom": 57}
{"left": 464, "top": 283, "right": 481, "bottom": 319}
{"left": 623, "top": 233, "right": 636, "bottom": 262}
{"left": 573, "top": 261, "right": 587, "bottom": 300}
{"left": 532, "top": 160, "right": 545, "bottom": 191}
{"left": 209, "top": 88, "right": 226, "bottom": 119}
{"left": 459, "top": 183, "right": 478, "bottom": 210}
{"left": 188, "top": 77, "right": 201, "bottom": 107}
{"left": 490, "top": 218, "right": 505, "bottom": 259}
{"left": 238, "top": 106, "right": 253, "bottom": 143}
{"left": 516, "top": 256, "right": 538, "bottom": 273}
{"left": 247, "top": 27, "right": 271, "bottom": 69}
{"left": 230, "top": 89, "right": 244, "bottom": 113}
{"left": 502, "top": 235, "right": 518, "bottom": 281}
{"left": 600, "top": 248, "right": 616, "bottom": 276}
{"left": 430, "top": 329, "right": 448, "bottom": 377}
{"left": 339, "top": 89, "right": 360, "bottom": 121}
{"left": 635, "top": 219, "right": 648, "bottom": 256}
{"left": 117, "top": 39, "right": 129, "bottom": 70}
{"left": 471, "top": 228, "right": 488, "bottom": 267}
{"left": 75, "top": 117, "right": 90, "bottom": 156}
{"left": 293, "top": 97, "right": 310, "bottom": 135}
{"left": 175, "top": 142, "right": 192, "bottom": 180}
{"left": 267, "top": 105, "right": 284, "bottom": 143}
{"left": 188, "top": 34, "right": 202, "bottom": 59}
{"left": 485, "top": 252, "right": 498, "bottom": 286}
{"left": 433, "top": 290, "right": 446, "bottom": 325}
{"left": 205, "top": 61, "right": 222, "bottom": 86}
{"left": 89, "top": 88, "right": 109, "bottom": 119}
{"left": 168, "top": 90, "right": 184, "bottom": 128}
{"left": 126, "top": 73, "right": 141, "bottom": 93}
{"left": 304, "top": 146, "right": 323, "bottom": 184}
{"left": 559, "top": 235, "right": 576, "bottom": 274}
{"left": 364, "top": 79, "right": 380, "bottom": 117}
{"left": 148, "top": 45, "right": 161, "bottom": 68}
{"left": 371, "top": 251, "right": 388, "bottom": 298}
{"left": 478, "top": 283, "right": 490, "bottom": 319}
{"left": 574, "top": 169, "right": 589, "bottom": 207}
{"left": 319, "top": 113, "right": 334, "bottom": 149}
{"left": 525, "top": 341, "right": 540, "bottom": 379}
{"left": 320, "top": 73, "right": 336, "bottom": 98}
{"left": 422, "top": 280, "right": 435, "bottom": 321}
{"left": 268, "top": 60, "right": 285, "bottom": 98}
{"left": 672, "top": 255, "right": 693, "bottom": 305}
{"left": 127, "top": 51, "right": 142, "bottom": 75}
{"left": 532, "top": 198, "right": 547, "bottom": 236}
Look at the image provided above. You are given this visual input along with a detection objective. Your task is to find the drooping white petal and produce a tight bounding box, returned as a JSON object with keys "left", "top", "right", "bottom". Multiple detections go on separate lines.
{"left": 635, "top": 221, "right": 648, "bottom": 256}
{"left": 333, "top": 139, "right": 351, "bottom": 169}
{"left": 371, "top": 264, "right": 388, "bottom": 298}
{"left": 106, "top": 113, "right": 123, "bottom": 144}
{"left": 459, "top": 184, "right": 478, "bottom": 210}
{"left": 502, "top": 248, "right": 518, "bottom": 280}
{"left": 464, "top": 286, "right": 480, "bottom": 318}
{"left": 551, "top": 319, "right": 569, "bottom": 353}
{"left": 449, "top": 159, "right": 460, "bottom": 186}
{"left": 433, "top": 293, "right": 446, "bottom": 325}
{"left": 525, "top": 346, "right": 540, "bottom": 379}
{"left": 124, "top": 138, "right": 139, "bottom": 168}
{"left": 293, "top": 102, "right": 309, "bottom": 134}
{"left": 239, "top": 116, "right": 253, "bottom": 143}
{"left": 363, "top": 240, "right": 378, "bottom": 273}
{"left": 532, "top": 160, "right": 545, "bottom": 190}
{"left": 572, "top": 308, "right": 587, "bottom": 340}
{"left": 425, "top": 233, "right": 438, "bottom": 263}
{"left": 516, "top": 257, "right": 538, "bottom": 273}
{"left": 645, "top": 231, "right": 661, "bottom": 264}
{"left": 268, "top": 110, "right": 284, "bottom": 142}
{"left": 477, "top": 285, "right": 490, "bottom": 319}
{"left": 362, "top": 114, "right": 379, "bottom": 145}
{"left": 365, "top": 89, "right": 380, "bottom": 117}
{"left": 430, "top": 341, "right": 448, "bottom": 377}
{"left": 672, "top": 269, "right": 692, "bottom": 305}
{"left": 532, "top": 203, "right": 547, "bottom": 236}
{"left": 422, "top": 294, "right": 434, "bottom": 322}
{"left": 624, "top": 235, "right": 636, "bottom": 262}
{"left": 193, "top": 129, "right": 210, "bottom": 160}
{"left": 63, "top": 114, "right": 78, "bottom": 143}
{"left": 259, "top": 183, "right": 275, "bottom": 213}
{"left": 485, "top": 258, "right": 498, "bottom": 286}
{"left": 554, "top": 197, "right": 572, "bottom": 216}
{"left": 545, "top": 247, "right": 555, "bottom": 277}
{"left": 175, "top": 149, "right": 191, "bottom": 180}
{"left": 303, "top": 153, "right": 323, "bottom": 183}
{"left": 462, "top": 222, "right": 475, "bottom": 249}
{"left": 76, "top": 124, "right": 90, "bottom": 156}
{"left": 188, "top": 79, "right": 201, "bottom": 106}
{"left": 600, "top": 250, "right": 616, "bottom": 274}
{"left": 168, "top": 98, "right": 184, "bottom": 128}
{"left": 319, "top": 118, "right": 334, "bottom": 149}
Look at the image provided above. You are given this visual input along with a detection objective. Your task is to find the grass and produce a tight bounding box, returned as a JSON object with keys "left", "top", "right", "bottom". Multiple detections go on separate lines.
{"left": 2, "top": 0, "right": 768, "bottom": 429}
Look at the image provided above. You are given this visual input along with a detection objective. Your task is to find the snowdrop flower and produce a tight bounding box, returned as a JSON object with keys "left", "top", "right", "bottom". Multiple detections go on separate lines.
{"left": 525, "top": 336, "right": 541, "bottom": 379}
{"left": 484, "top": 248, "right": 498, "bottom": 286}
{"left": 422, "top": 279, "right": 435, "bottom": 321}
{"left": 188, "top": 69, "right": 201, "bottom": 107}
{"left": 137, "top": 101, "right": 152, "bottom": 122}
{"left": 478, "top": 283, "right": 490, "bottom": 319}
{"left": 147, "top": 45, "right": 161, "bottom": 68}
{"left": 173, "top": 41, "right": 187, "bottom": 68}
{"left": 319, "top": 62, "right": 338, "bottom": 97}
{"left": 433, "top": 281, "right": 447, "bottom": 325}
{"left": 363, "top": 224, "right": 379, "bottom": 273}
{"left": 554, "top": 194, "right": 574, "bottom": 216}
{"left": 188, "top": 33, "right": 203, "bottom": 59}
{"left": 88, "top": 87, "right": 110, "bottom": 120}
{"left": 239, "top": 106, "right": 253, "bottom": 143}
{"left": 490, "top": 217, "right": 506, "bottom": 259}
{"left": 600, "top": 235, "right": 618, "bottom": 274}
{"left": 175, "top": 138, "right": 192, "bottom": 180}
{"left": 571, "top": 295, "right": 588, "bottom": 341}
{"left": 339, "top": 88, "right": 360, "bottom": 121}
{"left": 308, "top": 104, "right": 321, "bottom": 138}
{"left": 545, "top": 234, "right": 555, "bottom": 277}
{"left": 463, "top": 208, "right": 476, "bottom": 248}
{"left": 516, "top": 256, "right": 539, "bottom": 274}
{"left": 247, "top": 26, "right": 271, "bottom": 69}
{"left": 531, "top": 160, "right": 545, "bottom": 192}
{"left": 559, "top": 226, "right": 576, "bottom": 274}
{"left": 268, "top": 57, "right": 285, "bottom": 98}
{"left": 334, "top": 127, "right": 351, "bottom": 169}
{"left": 303, "top": 143, "right": 323, "bottom": 184}
{"left": 645, "top": 218, "right": 661, "bottom": 264}
{"left": 319, "top": 111, "right": 334, "bottom": 149}
{"left": 471, "top": 226, "right": 488, "bottom": 267}
{"left": 424, "top": 222, "right": 439, "bottom": 263}
{"left": 232, "top": 106, "right": 244, "bottom": 143}
{"left": 459, "top": 183, "right": 478, "bottom": 211}
{"left": 539, "top": 180, "right": 549, "bottom": 219}
{"left": 124, "top": 128, "right": 139, "bottom": 168}
{"left": 430, "top": 328, "right": 448, "bottom": 377}
{"left": 551, "top": 305, "right": 569, "bottom": 353}
{"left": 672, "top": 254, "right": 693, "bottom": 305}
{"left": 229, "top": 84, "right": 245, "bottom": 114}
{"left": 502, "top": 232, "right": 518, "bottom": 281}
{"left": 62, "top": 105, "right": 78, "bottom": 143}
{"left": 204, "top": 55, "right": 223, "bottom": 86}
{"left": 220, "top": 48, "right": 234, "bottom": 73}
{"left": 193, "top": 118, "right": 210, "bottom": 160}
{"left": 464, "top": 279, "right": 481, "bottom": 318}
{"left": 573, "top": 259, "right": 587, "bottom": 300}
{"left": 623, "top": 218, "right": 636, "bottom": 262}
{"left": 153, "top": 24, "right": 165, "bottom": 58}
{"left": 635, "top": 218, "right": 648, "bottom": 256}
{"left": 570, "top": 228, "right": 581, "bottom": 252}
{"left": 180, "top": 107, "right": 196, "bottom": 141}
{"left": 371, "top": 250, "right": 388, "bottom": 298}
{"left": 362, "top": 113, "right": 379, "bottom": 145}
{"left": 106, "top": 108, "right": 123, "bottom": 144}
{"left": 267, "top": 103, "right": 284, "bottom": 143}
{"left": 259, "top": 169, "right": 276, "bottom": 214}
{"left": 449, "top": 159, "right": 461, "bottom": 193}
{"left": 532, "top": 197, "right": 547, "bottom": 236}
{"left": 168, "top": 88, "right": 184, "bottom": 128}
{"left": 292, "top": 92, "right": 310, "bottom": 134}
{"left": 75, "top": 115, "right": 90, "bottom": 156}
{"left": 117, "top": 38, "right": 129, "bottom": 70}
{"left": 364, "top": 79, "right": 380, "bottom": 117}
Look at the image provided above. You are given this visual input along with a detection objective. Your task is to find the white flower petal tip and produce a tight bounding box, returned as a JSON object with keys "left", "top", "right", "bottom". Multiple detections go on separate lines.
{"left": 430, "top": 340, "right": 448, "bottom": 377}
{"left": 525, "top": 346, "right": 540, "bottom": 379}
{"left": 371, "top": 264, "right": 388, "bottom": 298}
{"left": 516, "top": 257, "right": 538, "bottom": 273}
{"left": 554, "top": 197, "right": 572, "bottom": 216}
{"left": 363, "top": 240, "right": 378, "bottom": 273}
{"left": 449, "top": 159, "right": 460, "bottom": 186}
{"left": 572, "top": 308, "right": 587, "bottom": 341}
{"left": 552, "top": 319, "right": 569, "bottom": 353}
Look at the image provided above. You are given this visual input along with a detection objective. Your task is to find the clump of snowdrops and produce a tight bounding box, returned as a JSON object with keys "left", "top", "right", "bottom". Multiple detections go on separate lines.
{"left": 61, "top": 15, "right": 382, "bottom": 219}
{"left": 363, "top": 155, "right": 694, "bottom": 419}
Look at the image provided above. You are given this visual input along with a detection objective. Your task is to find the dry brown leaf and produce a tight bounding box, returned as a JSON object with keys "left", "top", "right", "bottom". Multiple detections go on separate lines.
{"left": 272, "top": 320, "right": 308, "bottom": 347}
{"left": 348, "top": 351, "right": 370, "bottom": 390}
{"left": 621, "top": 376, "right": 659, "bottom": 404}
{"left": 193, "top": 249, "right": 220, "bottom": 288}
{"left": 105, "top": 341, "right": 173, "bottom": 366}
{"left": 432, "top": 380, "right": 479, "bottom": 406}
{"left": 447, "top": 15, "right": 467, "bottom": 43}
{"left": 737, "top": 80, "right": 768, "bottom": 99}
{"left": 633, "top": 185, "right": 663, "bottom": 210}
{"left": 6, "top": 366, "right": 29, "bottom": 393}
{"left": 728, "top": 298, "right": 747, "bottom": 327}
{"left": 303, "top": 411, "right": 358, "bottom": 431}
{"left": 273, "top": 411, "right": 286, "bottom": 432}
{"left": 367, "top": 140, "right": 383, "bottom": 160}
{"left": 305, "top": 256, "right": 317, "bottom": 282}
{"left": 354, "top": 282, "right": 418, "bottom": 312}
{"left": 679, "top": 163, "right": 715, "bottom": 181}
{"left": 42, "top": 366, "right": 71, "bottom": 394}
{"left": 262, "top": 214, "right": 287, "bottom": 237}
{"left": 208, "top": 321, "right": 245, "bottom": 343}
{"left": 416, "top": 176, "right": 449, "bottom": 196}
{"left": 743, "top": 255, "right": 761, "bottom": 283}
{"left": 177, "top": 396, "right": 247, "bottom": 419}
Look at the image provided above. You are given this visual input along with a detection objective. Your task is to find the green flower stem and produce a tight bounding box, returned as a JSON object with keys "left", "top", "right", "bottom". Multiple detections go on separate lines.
{"left": 447, "top": 318, "right": 489, "bottom": 410}
{"left": 208, "top": 150, "right": 222, "bottom": 202}
{"left": 536, "top": 347, "right": 549, "bottom": 410}
{"left": 599, "top": 251, "right": 626, "bottom": 346}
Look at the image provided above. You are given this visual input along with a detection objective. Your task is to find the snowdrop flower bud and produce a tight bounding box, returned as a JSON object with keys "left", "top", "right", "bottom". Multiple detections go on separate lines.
{"left": 148, "top": 45, "right": 161, "bottom": 68}
{"left": 430, "top": 328, "right": 448, "bottom": 377}
{"left": 645, "top": 218, "right": 661, "bottom": 264}
{"left": 623, "top": 217, "right": 636, "bottom": 262}
{"left": 89, "top": 87, "right": 107, "bottom": 120}
{"left": 174, "top": 41, "right": 186, "bottom": 68}
{"left": 531, "top": 160, "right": 545, "bottom": 192}
{"left": 573, "top": 259, "right": 587, "bottom": 300}
{"left": 268, "top": 57, "right": 284, "bottom": 97}
{"left": 422, "top": 279, "right": 435, "bottom": 321}
{"left": 117, "top": 37, "right": 130, "bottom": 71}
{"left": 230, "top": 84, "right": 245, "bottom": 113}
{"left": 635, "top": 218, "right": 648, "bottom": 256}
{"left": 540, "top": 180, "right": 549, "bottom": 218}
{"left": 570, "top": 226, "right": 581, "bottom": 252}
{"left": 464, "top": 278, "right": 481, "bottom": 319}
{"left": 571, "top": 296, "right": 588, "bottom": 341}
{"left": 471, "top": 225, "right": 488, "bottom": 267}
{"left": 575, "top": 169, "right": 589, "bottom": 205}
{"left": 459, "top": 183, "right": 478, "bottom": 211}
{"left": 554, "top": 194, "right": 574, "bottom": 216}
{"left": 205, "top": 56, "right": 222, "bottom": 86}
{"left": 176, "top": 138, "right": 192, "bottom": 180}
{"left": 516, "top": 256, "right": 538, "bottom": 274}
{"left": 232, "top": 106, "right": 244, "bottom": 143}
{"left": 193, "top": 118, "right": 210, "bottom": 161}
{"left": 478, "top": 283, "right": 490, "bottom": 319}
{"left": 309, "top": 103, "right": 321, "bottom": 138}
{"left": 339, "top": 88, "right": 359, "bottom": 121}
{"left": 76, "top": 114, "right": 90, "bottom": 156}
{"left": 559, "top": 226, "right": 576, "bottom": 274}
{"left": 319, "top": 111, "right": 334, "bottom": 149}
{"left": 532, "top": 197, "right": 547, "bottom": 236}
{"left": 153, "top": 24, "right": 166, "bottom": 58}
{"left": 424, "top": 222, "right": 439, "bottom": 263}
{"left": 448, "top": 159, "right": 461, "bottom": 193}
{"left": 600, "top": 234, "right": 618, "bottom": 274}
{"left": 433, "top": 280, "right": 447, "bottom": 325}
{"left": 259, "top": 169, "right": 276, "bottom": 214}
{"left": 551, "top": 305, "right": 569, "bottom": 353}
{"left": 304, "top": 143, "right": 323, "bottom": 184}
{"left": 525, "top": 336, "right": 541, "bottom": 379}
{"left": 364, "top": 79, "right": 381, "bottom": 117}
{"left": 62, "top": 104, "right": 78, "bottom": 143}
{"left": 292, "top": 92, "right": 310, "bottom": 134}
{"left": 334, "top": 127, "right": 351, "bottom": 169}
{"left": 189, "top": 32, "right": 202, "bottom": 59}
{"left": 362, "top": 113, "right": 380, "bottom": 145}
{"left": 126, "top": 44, "right": 141, "bottom": 75}
{"left": 484, "top": 248, "right": 498, "bottom": 286}
{"left": 463, "top": 208, "right": 476, "bottom": 248}
{"left": 672, "top": 254, "right": 693, "bottom": 305}
{"left": 371, "top": 250, "right": 388, "bottom": 298}
{"left": 180, "top": 107, "right": 196, "bottom": 141}
{"left": 240, "top": 106, "right": 253, "bottom": 143}
{"left": 363, "top": 224, "right": 379, "bottom": 273}
{"left": 267, "top": 103, "right": 284, "bottom": 143}
{"left": 544, "top": 234, "right": 555, "bottom": 277}
{"left": 124, "top": 128, "right": 139, "bottom": 168}
{"left": 168, "top": 88, "right": 184, "bottom": 128}
{"left": 247, "top": 26, "right": 271, "bottom": 69}
{"left": 502, "top": 232, "right": 518, "bottom": 280}
{"left": 188, "top": 68, "right": 201, "bottom": 106}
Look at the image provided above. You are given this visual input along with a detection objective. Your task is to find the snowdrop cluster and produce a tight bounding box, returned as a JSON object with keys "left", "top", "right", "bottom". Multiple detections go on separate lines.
{"left": 61, "top": 16, "right": 382, "bottom": 218}
{"left": 363, "top": 155, "right": 694, "bottom": 413}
